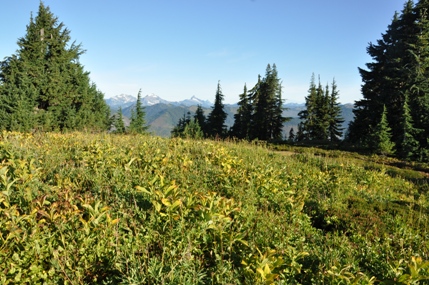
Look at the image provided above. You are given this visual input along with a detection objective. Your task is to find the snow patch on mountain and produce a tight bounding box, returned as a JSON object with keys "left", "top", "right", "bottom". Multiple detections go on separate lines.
{"left": 141, "top": 93, "right": 170, "bottom": 106}
{"left": 105, "top": 93, "right": 213, "bottom": 109}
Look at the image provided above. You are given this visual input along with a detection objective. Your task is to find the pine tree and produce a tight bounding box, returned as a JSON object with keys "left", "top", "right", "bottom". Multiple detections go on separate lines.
{"left": 313, "top": 80, "right": 330, "bottom": 140}
{"left": 348, "top": 0, "right": 429, "bottom": 160}
{"left": 251, "top": 64, "right": 288, "bottom": 140}
{"left": 271, "top": 65, "right": 289, "bottom": 140}
{"left": 113, "top": 107, "right": 126, "bottom": 134}
{"left": 183, "top": 119, "right": 204, "bottom": 139}
{"left": 171, "top": 111, "right": 191, "bottom": 138}
{"left": 372, "top": 105, "right": 395, "bottom": 155}
{"left": 248, "top": 75, "right": 262, "bottom": 140}
{"left": 0, "top": 2, "right": 110, "bottom": 131}
{"left": 288, "top": 127, "right": 295, "bottom": 142}
{"left": 206, "top": 81, "right": 227, "bottom": 138}
{"left": 327, "top": 79, "right": 344, "bottom": 142}
{"left": 128, "top": 89, "right": 148, "bottom": 134}
{"left": 230, "top": 84, "right": 252, "bottom": 139}
{"left": 298, "top": 74, "right": 323, "bottom": 141}
{"left": 194, "top": 105, "right": 206, "bottom": 136}
{"left": 397, "top": 93, "right": 420, "bottom": 160}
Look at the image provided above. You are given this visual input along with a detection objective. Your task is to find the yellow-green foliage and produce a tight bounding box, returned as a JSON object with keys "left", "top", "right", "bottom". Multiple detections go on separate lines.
{"left": 0, "top": 132, "right": 428, "bottom": 284}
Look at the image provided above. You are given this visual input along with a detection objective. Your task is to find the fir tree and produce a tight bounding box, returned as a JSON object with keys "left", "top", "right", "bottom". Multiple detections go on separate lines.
{"left": 348, "top": 0, "right": 429, "bottom": 160}
{"left": 206, "top": 81, "right": 227, "bottom": 138}
{"left": 230, "top": 84, "right": 252, "bottom": 139}
{"left": 0, "top": 2, "right": 110, "bottom": 131}
{"left": 288, "top": 127, "right": 295, "bottom": 142}
{"left": 128, "top": 89, "right": 148, "bottom": 134}
{"left": 171, "top": 111, "right": 191, "bottom": 138}
{"left": 327, "top": 79, "right": 344, "bottom": 142}
{"left": 299, "top": 74, "right": 325, "bottom": 141}
{"left": 183, "top": 119, "right": 204, "bottom": 139}
{"left": 397, "top": 93, "right": 420, "bottom": 160}
{"left": 113, "top": 107, "right": 126, "bottom": 134}
{"left": 194, "top": 105, "right": 206, "bottom": 136}
{"left": 372, "top": 105, "right": 395, "bottom": 155}
{"left": 251, "top": 64, "right": 288, "bottom": 140}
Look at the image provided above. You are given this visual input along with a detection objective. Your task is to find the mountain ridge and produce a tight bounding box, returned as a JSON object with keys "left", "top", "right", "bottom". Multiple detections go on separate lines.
{"left": 105, "top": 94, "right": 354, "bottom": 138}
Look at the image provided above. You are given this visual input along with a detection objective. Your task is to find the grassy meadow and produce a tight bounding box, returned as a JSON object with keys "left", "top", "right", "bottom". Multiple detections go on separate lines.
{"left": 0, "top": 132, "right": 428, "bottom": 284}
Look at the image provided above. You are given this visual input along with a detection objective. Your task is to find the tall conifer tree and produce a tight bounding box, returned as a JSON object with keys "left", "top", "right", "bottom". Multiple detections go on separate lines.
{"left": 372, "top": 105, "right": 395, "bottom": 155}
{"left": 0, "top": 2, "right": 110, "bottom": 131}
{"left": 194, "top": 105, "right": 206, "bottom": 136}
{"left": 327, "top": 79, "right": 344, "bottom": 142}
{"left": 348, "top": 0, "right": 429, "bottom": 160}
{"left": 231, "top": 84, "right": 252, "bottom": 139}
{"left": 206, "top": 81, "right": 227, "bottom": 138}
{"left": 113, "top": 107, "right": 126, "bottom": 134}
{"left": 129, "top": 89, "right": 148, "bottom": 134}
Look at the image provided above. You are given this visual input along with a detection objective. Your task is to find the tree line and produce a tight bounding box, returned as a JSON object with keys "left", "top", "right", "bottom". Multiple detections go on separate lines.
{"left": 172, "top": 67, "right": 345, "bottom": 143}
{"left": 172, "top": 64, "right": 292, "bottom": 141}
{"left": 175, "top": 0, "right": 429, "bottom": 163}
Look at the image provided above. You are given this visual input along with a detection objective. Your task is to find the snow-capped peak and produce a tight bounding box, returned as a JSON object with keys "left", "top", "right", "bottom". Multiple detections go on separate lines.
{"left": 142, "top": 93, "right": 169, "bottom": 106}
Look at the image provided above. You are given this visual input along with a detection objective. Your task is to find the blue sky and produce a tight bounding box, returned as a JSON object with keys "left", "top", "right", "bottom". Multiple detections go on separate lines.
{"left": 1, "top": 1, "right": 405, "bottom": 104}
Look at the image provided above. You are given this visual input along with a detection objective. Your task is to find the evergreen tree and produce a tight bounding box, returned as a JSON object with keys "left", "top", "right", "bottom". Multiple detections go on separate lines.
{"left": 183, "top": 119, "right": 204, "bottom": 139}
{"left": 288, "top": 127, "right": 295, "bottom": 142}
{"left": 230, "top": 84, "right": 252, "bottom": 139}
{"left": 271, "top": 66, "right": 289, "bottom": 140}
{"left": 348, "top": 0, "right": 429, "bottom": 160}
{"left": 128, "top": 89, "right": 148, "bottom": 134}
{"left": 327, "top": 79, "right": 344, "bottom": 142}
{"left": 171, "top": 111, "right": 191, "bottom": 138}
{"left": 0, "top": 2, "right": 109, "bottom": 131}
{"left": 251, "top": 64, "right": 288, "bottom": 140}
{"left": 313, "top": 80, "right": 330, "bottom": 140}
{"left": 372, "top": 105, "right": 395, "bottom": 155}
{"left": 206, "top": 81, "right": 227, "bottom": 138}
{"left": 113, "top": 107, "right": 126, "bottom": 134}
{"left": 299, "top": 74, "right": 326, "bottom": 141}
{"left": 194, "top": 105, "right": 206, "bottom": 136}
{"left": 296, "top": 122, "right": 305, "bottom": 142}
{"left": 397, "top": 93, "right": 420, "bottom": 160}
{"left": 248, "top": 75, "right": 262, "bottom": 140}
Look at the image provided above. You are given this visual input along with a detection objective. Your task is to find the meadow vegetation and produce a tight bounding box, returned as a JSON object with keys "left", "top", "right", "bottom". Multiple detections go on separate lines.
{"left": 0, "top": 132, "right": 428, "bottom": 284}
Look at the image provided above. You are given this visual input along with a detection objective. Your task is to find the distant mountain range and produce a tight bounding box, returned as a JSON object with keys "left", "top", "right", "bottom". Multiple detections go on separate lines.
{"left": 106, "top": 94, "right": 213, "bottom": 112}
{"left": 105, "top": 94, "right": 354, "bottom": 138}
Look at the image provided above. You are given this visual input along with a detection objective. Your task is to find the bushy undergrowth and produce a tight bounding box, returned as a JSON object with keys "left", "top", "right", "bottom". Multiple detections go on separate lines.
{"left": 0, "top": 132, "right": 428, "bottom": 284}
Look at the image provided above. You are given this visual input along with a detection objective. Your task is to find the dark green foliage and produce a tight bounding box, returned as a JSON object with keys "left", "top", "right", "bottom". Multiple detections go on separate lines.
{"left": 171, "top": 111, "right": 191, "bottom": 138}
{"left": 371, "top": 105, "right": 395, "bottom": 155}
{"left": 250, "top": 64, "right": 288, "bottom": 140}
{"left": 113, "top": 107, "right": 126, "bottom": 134}
{"left": 172, "top": 110, "right": 204, "bottom": 139}
{"left": 0, "top": 2, "right": 110, "bottom": 132}
{"left": 128, "top": 89, "right": 148, "bottom": 134}
{"left": 230, "top": 84, "right": 252, "bottom": 139}
{"left": 231, "top": 64, "right": 289, "bottom": 141}
{"left": 348, "top": 0, "right": 429, "bottom": 160}
{"left": 288, "top": 127, "right": 295, "bottom": 142}
{"left": 327, "top": 79, "right": 344, "bottom": 142}
{"left": 194, "top": 105, "right": 207, "bottom": 135}
{"left": 206, "top": 81, "right": 227, "bottom": 138}
{"left": 298, "top": 74, "right": 344, "bottom": 142}
{"left": 183, "top": 119, "right": 204, "bottom": 139}
{"left": 397, "top": 93, "right": 420, "bottom": 160}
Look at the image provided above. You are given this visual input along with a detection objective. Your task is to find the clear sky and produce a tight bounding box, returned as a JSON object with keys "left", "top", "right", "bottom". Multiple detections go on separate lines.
{"left": 1, "top": 1, "right": 406, "bottom": 104}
